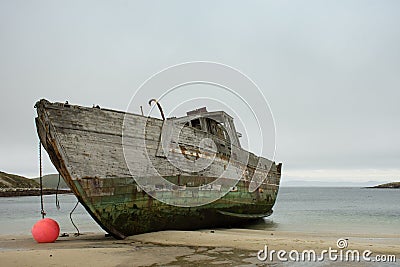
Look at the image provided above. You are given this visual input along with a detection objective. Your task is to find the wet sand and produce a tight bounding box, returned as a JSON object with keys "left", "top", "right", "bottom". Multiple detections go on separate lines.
{"left": 0, "top": 229, "right": 399, "bottom": 266}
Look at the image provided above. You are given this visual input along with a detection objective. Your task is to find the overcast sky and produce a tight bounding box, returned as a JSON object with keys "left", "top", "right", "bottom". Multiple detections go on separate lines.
{"left": 1, "top": 0, "right": 399, "bottom": 183}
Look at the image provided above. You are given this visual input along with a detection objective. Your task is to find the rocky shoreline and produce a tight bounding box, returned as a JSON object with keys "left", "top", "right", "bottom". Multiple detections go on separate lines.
{"left": 367, "top": 182, "right": 400, "bottom": 189}
{"left": 0, "top": 188, "right": 72, "bottom": 197}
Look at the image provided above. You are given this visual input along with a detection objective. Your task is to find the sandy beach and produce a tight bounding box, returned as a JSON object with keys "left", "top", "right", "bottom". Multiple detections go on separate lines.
{"left": 0, "top": 229, "right": 398, "bottom": 266}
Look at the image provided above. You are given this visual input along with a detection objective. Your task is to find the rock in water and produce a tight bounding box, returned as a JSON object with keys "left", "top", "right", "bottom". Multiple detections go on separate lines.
{"left": 31, "top": 218, "right": 60, "bottom": 243}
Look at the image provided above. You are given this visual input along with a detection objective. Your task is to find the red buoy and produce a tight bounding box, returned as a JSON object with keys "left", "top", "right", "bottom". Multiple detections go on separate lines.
{"left": 31, "top": 218, "right": 60, "bottom": 243}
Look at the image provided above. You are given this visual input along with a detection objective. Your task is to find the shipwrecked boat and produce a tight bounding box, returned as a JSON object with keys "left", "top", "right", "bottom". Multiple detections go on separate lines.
{"left": 35, "top": 99, "right": 282, "bottom": 239}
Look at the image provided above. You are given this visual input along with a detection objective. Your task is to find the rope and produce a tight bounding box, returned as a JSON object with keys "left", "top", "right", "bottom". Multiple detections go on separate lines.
{"left": 70, "top": 200, "right": 80, "bottom": 236}
{"left": 39, "top": 141, "right": 46, "bottom": 219}
{"left": 55, "top": 173, "right": 60, "bottom": 210}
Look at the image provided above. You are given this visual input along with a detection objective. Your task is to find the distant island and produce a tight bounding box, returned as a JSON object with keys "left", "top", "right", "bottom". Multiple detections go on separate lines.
{"left": 0, "top": 171, "right": 71, "bottom": 197}
{"left": 367, "top": 182, "right": 400, "bottom": 189}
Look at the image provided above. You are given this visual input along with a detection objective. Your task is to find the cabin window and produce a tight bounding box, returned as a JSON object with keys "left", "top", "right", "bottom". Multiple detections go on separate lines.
{"left": 207, "top": 119, "right": 217, "bottom": 135}
{"left": 191, "top": 119, "right": 201, "bottom": 130}
{"left": 215, "top": 124, "right": 225, "bottom": 140}
{"left": 206, "top": 118, "right": 226, "bottom": 140}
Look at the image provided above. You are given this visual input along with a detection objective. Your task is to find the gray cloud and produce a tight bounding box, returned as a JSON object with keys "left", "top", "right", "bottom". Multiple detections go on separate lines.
{"left": 0, "top": 0, "right": 399, "bottom": 180}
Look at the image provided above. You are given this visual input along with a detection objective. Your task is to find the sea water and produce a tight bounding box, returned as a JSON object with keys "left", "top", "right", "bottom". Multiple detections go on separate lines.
{"left": 0, "top": 194, "right": 104, "bottom": 235}
{"left": 260, "top": 187, "right": 400, "bottom": 235}
{"left": 0, "top": 188, "right": 398, "bottom": 236}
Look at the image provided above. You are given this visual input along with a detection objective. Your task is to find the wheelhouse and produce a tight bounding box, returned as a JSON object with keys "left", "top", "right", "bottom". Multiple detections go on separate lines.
{"left": 170, "top": 107, "right": 242, "bottom": 148}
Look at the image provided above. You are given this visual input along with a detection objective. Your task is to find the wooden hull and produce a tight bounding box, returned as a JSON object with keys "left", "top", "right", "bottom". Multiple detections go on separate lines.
{"left": 35, "top": 99, "right": 282, "bottom": 239}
